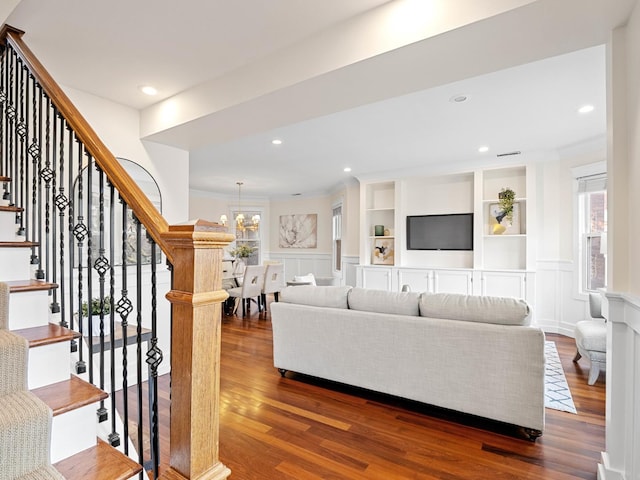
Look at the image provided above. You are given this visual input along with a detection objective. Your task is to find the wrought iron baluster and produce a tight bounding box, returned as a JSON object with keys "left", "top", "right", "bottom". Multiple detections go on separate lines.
{"left": 85, "top": 151, "right": 93, "bottom": 383}
{"left": 28, "top": 75, "right": 38, "bottom": 274}
{"left": 107, "top": 180, "right": 120, "bottom": 447}
{"left": 30, "top": 77, "right": 43, "bottom": 279}
{"left": 74, "top": 139, "right": 87, "bottom": 375}
{"left": 116, "top": 199, "right": 131, "bottom": 455}
{"left": 134, "top": 214, "right": 144, "bottom": 471}
{"left": 54, "top": 111, "right": 68, "bottom": 330}
{"left": 93, "top": 162, "right": 108, "bottom": 423}
{"left": 48, "top": 100, "right": 60, "bottom": 316}
{"left": 16, "top": 59, "right": 25, "bottom": 237}
{"left": 146, "top": 235, "right": 162, "bottom": 479}
{"left": 7, "top": 50, "right": 16, "bottom": 207}
{"left": 0, "top": 45, "right": 6, "bottom": 189}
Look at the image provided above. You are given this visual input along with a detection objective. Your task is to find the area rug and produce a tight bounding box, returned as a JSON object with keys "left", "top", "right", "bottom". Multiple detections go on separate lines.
{"left": 545, "top": 341, "right": 577, "bottom": 414}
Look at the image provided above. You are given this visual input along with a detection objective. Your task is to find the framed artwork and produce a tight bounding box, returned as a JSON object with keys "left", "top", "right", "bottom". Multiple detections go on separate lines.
{"left": 372, "top": 238, "right": 394, "bottom": 265}
{"left": 279, "top": 214, "right": 317, "bottom": 248}
{"left": 488, "top": 202, "right": 521, "bottom": 235}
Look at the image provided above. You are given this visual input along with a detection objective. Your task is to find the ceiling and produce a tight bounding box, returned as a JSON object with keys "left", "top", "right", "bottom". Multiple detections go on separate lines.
{"left": 4, "top": 0, "right": 635, "bottom": 198}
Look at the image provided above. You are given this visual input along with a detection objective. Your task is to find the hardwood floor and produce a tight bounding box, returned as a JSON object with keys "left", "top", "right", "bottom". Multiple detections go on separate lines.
{"left": 123, "top": 301, "right": 606, "bottom": 479}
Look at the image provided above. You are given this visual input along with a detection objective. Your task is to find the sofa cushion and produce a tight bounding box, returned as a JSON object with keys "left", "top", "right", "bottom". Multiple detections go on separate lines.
{"left": 419, "top": 293, "right": 531, "bottom": 326}
{"left": 348, "top": 288, "right": 421, "bottom": 316}
{"left": 280, "top": 285, "right": 351, "bottom": 309}
{"left": 575, "top": 320, "right": 606, "bottom": 352}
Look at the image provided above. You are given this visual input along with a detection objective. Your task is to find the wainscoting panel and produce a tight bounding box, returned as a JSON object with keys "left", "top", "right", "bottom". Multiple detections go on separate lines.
{"left": 535, "top": 260, "right": 588, "bottom": 336}
{"left": 267, "top": 252, "right": 332, "bottom": 283}
{"left": 599, "top": 292, "right": 640, "bottom": 480}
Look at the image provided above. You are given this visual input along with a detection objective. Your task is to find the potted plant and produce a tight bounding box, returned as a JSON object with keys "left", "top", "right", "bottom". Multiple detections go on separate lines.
{"left": 497, "top": 187, "right": 516, "bottom": 224}
{"left": 79, "top": 296, "right": 112, "bottom": 336}
{"left": 228, "top": 243, "right": 257, "bottom": 262}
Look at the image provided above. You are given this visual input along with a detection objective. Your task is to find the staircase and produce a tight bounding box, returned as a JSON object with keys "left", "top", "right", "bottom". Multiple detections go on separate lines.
{"left": 1, "top": 24, "right": 234, "bottom": 480}
{"left": 1, "top": 205, "right": 143, "bottom": 478}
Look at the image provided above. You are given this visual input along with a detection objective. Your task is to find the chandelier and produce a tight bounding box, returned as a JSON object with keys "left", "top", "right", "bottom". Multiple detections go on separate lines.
{"left": 220, "top": 182, "right": 260, "bottom": 230}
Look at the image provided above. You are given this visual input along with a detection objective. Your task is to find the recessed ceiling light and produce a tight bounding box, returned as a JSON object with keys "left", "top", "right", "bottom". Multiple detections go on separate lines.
{"left": 140, "top": 85, "right": 157, "bottom": 96}
{"left": 578, "top": 104, "right": 594, "bottom": 114}
{"left": 272, "top": 139, "right": 282, "bottom": 145}
{"left": 478, "top": 146, "right": 489, "bottom": 153}
{"left": 344, "top": 167, "right": 352, "bottom": 172}
{"left": 449, "top": 94, "right": 469, "bottom": 103}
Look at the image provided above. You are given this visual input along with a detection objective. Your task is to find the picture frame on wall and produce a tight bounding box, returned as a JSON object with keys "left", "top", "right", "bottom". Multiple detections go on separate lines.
{"left": 279, "top": 213, "right": 318, "bottom": 248}
{"left": 488, "top": 202, "right": 521, "bottom": 235}
{"left": 372, "top": 238, "right": 394, "bottom": 265}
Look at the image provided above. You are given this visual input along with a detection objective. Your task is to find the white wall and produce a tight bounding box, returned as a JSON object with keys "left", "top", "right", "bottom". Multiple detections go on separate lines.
{"left": 624, "top": 3, "right": 640, "bottom": 298}
{"left": 63, "top": 86, "right": 189, "bottom": 225}
{"left": 189, "top": 189, "right": 232, "bottom": 224}
{"left": 599, "top": 2, "right": 640, "bottom": 479}
{"left": 533, "top": 146, "right": 606, "bottom": 335}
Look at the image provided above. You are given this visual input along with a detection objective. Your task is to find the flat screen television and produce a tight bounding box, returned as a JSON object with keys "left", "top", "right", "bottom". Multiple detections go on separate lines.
{"left": 406, "top": 213, "right": 474, "bottom": 251}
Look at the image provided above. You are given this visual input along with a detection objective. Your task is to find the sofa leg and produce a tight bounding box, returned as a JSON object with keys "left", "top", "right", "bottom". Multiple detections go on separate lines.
{"left": 588, "top": 362, "right": 601, "bottom": 385}
{"left": 278, "top": 368, "right": 288, "bottom": 378}
{"left": 572, "top": 350, "right": 582, "bottom": 362}
{"left": 522, "top": 428, "right": 542, "bottom": 442}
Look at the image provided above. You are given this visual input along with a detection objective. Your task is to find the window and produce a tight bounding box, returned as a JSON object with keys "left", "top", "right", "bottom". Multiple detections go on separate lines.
{"left": 232, "top": 209, "right": 261, "bottom": 265}
{"left": 332, "top": 204, "right": 342, "bottom": 274}
{"left": 578, "top": 174, "right": 607, "bottom": 292}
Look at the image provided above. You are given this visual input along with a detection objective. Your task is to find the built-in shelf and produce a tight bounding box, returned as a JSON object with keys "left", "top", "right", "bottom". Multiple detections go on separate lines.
{"left": 362, "top": 181, "right": 396, "bottom": 266}
{"left": 483, "top": 234, "right": 526, "bottom": 238}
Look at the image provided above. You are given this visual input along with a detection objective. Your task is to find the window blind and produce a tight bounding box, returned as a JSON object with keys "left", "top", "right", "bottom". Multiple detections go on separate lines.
{"left": 577, "top": 173, "right": 607, "bottom": 193}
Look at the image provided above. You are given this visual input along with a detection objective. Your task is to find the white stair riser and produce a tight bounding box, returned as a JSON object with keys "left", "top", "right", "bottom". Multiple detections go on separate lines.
{"left": 28, "top": 343, "right": 71, "bottom": 389}
{"left": 49, "top": 404, "right": 99, "bottom": 463}
{"left": 0, "top": 211, "right": 20, "bottom": 241}
{"left": 0, "top": 248, "right": 32, "bottom": 280}
{"left": 96, "top": 405, "right": 139, "bottom": 465}
{"left": 9, "top": 291, "right": 51, "bottom": 329}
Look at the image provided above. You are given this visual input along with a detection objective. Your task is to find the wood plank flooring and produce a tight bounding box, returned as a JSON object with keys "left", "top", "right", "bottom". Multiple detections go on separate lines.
{"left": 119, "top": 302, "right": 606, "bottom": 479}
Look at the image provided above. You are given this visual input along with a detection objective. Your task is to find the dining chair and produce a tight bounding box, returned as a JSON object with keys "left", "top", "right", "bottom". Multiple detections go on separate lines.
{"left": 226, "top": 265, "right": 265, "bottom": 317}
{"left": 261, "top": 263, "right": 284, "bottom": 313}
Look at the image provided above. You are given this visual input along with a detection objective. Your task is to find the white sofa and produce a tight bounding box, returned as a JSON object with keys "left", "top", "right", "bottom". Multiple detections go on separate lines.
{"left": 270, "top": 286, "right": 546, "bottom": 439}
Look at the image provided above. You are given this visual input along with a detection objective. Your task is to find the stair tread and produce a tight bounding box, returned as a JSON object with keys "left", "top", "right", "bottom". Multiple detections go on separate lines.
{"left": 13, "top": 322, "right": 80, "bottom": 347}
{"left": 0, "top": 205, "right": 22, "bottom": 212}
{"left": 32, "top": 375, "right": 108, "bottom": 416}
{"left": 0, "top": 240, "right": 38, "bottom": 247}
{"left": 5, "top": 279, "right": 58, "bottom": 292}
{"left": 0, "top": 175, "right": 9, "bottom": 182}
{"left": 54, "top": 438, "right": 143, "bottom": 480}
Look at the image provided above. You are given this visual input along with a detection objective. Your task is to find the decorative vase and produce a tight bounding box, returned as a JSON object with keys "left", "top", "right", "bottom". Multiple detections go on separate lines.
{"left": 492, "top": 223, "right": 506, "bottom": 235}
{"left": 374, "top": 225, "right": 384, "bottom": 236}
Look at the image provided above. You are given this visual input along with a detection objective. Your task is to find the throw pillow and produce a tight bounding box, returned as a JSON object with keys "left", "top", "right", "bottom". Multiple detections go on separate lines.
{"left": 293, "top": 273, "right": 316, "bottom": 285}
{"left": 280, "top": 285, "right": 351, "bottom": 308}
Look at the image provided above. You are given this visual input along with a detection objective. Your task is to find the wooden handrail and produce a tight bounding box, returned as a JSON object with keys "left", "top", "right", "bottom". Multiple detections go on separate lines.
{"left": 0, "top": 24, "right": 174, "bottom": 263}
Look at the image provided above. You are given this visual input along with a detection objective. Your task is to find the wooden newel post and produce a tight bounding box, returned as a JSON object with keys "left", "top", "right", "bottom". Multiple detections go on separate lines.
{"left": 159, "top": 220, "right": 235, "bottom": 480}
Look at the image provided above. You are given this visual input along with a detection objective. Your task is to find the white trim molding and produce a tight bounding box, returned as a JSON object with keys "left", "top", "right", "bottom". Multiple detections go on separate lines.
{"left": 598, "top": 291, "right": 640, "bottom": 480}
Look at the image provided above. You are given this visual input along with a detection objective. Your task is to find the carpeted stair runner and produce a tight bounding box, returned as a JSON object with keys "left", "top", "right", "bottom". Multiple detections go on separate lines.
{"left": 0, "top": 283, "right": 64, "bottom": 480}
